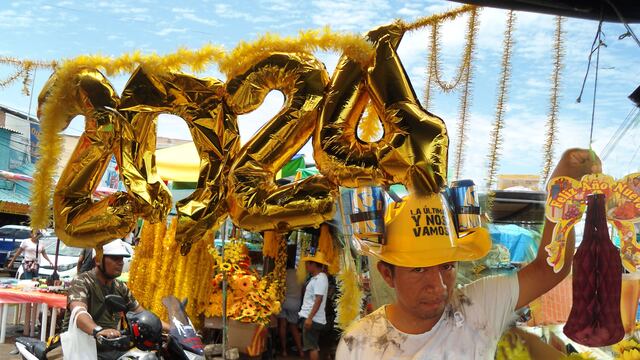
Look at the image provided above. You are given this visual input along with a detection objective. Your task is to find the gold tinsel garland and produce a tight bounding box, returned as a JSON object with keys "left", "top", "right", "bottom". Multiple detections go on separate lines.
{"left": 485, "top": 10, "right": 516, "bottom": 191}
{"left": 0, "top": 57, "right": 56, "bottom": 95}
{"left": 541, "top": 16, "right": 565, "bottom": 185}
{"left": 128, "top": 218, "right": 215, "bottom": 324}
{"left": 426, "top": 9, "right": 478, "bottom": 93}
{"left": 452, "top": 8, "right": 479, "bottom": 180}
{"left": 421, "top": 8, "right": 479, "bottom": 178}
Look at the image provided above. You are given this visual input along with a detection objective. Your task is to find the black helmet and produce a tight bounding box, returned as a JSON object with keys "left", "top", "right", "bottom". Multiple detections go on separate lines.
{"left": 126, "top": 310, "right": 162, "bottom": 351}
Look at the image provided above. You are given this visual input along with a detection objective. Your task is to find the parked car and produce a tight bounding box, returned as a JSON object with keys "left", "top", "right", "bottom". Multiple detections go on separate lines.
{"left": 37, "top": 241, "right": 84, "bottom": 279}
{"left": 5, "top": 235, "right": 57, "bottom": 278}
{"left": 0, "top": 225, "right": 32, "bottom": 266}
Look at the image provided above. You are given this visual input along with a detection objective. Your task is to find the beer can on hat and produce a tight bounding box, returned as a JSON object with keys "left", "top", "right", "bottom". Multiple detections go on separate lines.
{"left": 450, "top": 179, "right": 481, "bottom": 232}
{"left": 350, "top": 186, "right": 386, "bottom": 245}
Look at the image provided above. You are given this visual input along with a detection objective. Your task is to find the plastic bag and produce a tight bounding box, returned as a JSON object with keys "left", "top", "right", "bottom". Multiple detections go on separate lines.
{"left": 60, "top": 307, "right": 98, "bottom": 360}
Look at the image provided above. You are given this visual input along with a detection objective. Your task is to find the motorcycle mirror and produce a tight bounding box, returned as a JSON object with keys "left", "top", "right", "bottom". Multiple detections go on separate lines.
{"left": 105, "top": 294, "right": 127, "bottom": 313}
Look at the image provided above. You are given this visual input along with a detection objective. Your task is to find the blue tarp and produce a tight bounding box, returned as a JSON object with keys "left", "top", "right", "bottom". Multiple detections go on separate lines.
{"left": 488, "top": 224, "right": 539, "bottom": 263}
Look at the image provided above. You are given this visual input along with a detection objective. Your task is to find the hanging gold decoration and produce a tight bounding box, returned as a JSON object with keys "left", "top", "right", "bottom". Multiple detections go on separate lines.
{"left": 400, "top": 4, "right": 476, "bottom": 32}
{"left": 486, "top": 10, "right": 516, "bottom": 191}
{"left": 420, "top": 8, "right": 479, "bottom": 179}
{"left": 423, "top": 25, "right": 437, "bottom": 111}
{"left": 425, "top": 9, "right": 478, "bottom": 93}
{"left": 335, "top": 246, "right": 363, "bottom": 330}
{"left": 453, "top": 8, "right": 479, "bottom": 180}
{"left": 0, "top": 57, "right": 56, "bottom": 94}
{"left": 129, "top": 218, "right": 215, "bottom": 324}
{"left": 541, "top": 16, "right": 565, "bottom": 185}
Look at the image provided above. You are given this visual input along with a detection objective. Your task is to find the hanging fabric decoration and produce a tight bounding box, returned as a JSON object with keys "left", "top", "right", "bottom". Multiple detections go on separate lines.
{"left": 486, "top": 10, "right": 516, "bottom": 191}
{"left": 541, "top": 16, "right": 566, "bottom": 184}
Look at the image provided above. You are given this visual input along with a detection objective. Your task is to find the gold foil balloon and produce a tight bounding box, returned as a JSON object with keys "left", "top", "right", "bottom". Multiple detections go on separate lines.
{"left": 41, "top": 68, "right": 139, "bottom": 248}
{"left": 314, "top": 24, "right": 448, "bottom": 195}
{"left": 119, "top": 68, "right": 239, "bottom": 254}
{"left": 226, "top": 53, "right": 335, "bottom": 232}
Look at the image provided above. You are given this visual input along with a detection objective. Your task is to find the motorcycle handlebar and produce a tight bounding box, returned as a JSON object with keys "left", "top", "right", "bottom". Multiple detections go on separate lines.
{"left": 96, "top": 333, "right": 130, "bottom": 350}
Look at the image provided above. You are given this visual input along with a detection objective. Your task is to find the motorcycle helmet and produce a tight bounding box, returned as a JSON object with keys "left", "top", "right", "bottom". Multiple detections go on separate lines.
{"left": 126, "top": 310, "right": 163, "bottom": 351}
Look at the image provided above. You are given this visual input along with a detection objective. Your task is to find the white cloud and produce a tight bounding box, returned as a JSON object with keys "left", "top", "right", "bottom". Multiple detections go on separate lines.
{"left": 172, "top": 7, "right": 218, "bottom": 27}
{"left": 310, "top": 0, "right": 391, "bottom": 31}
{"left": 155, "top": 28, "right": 187, "bottom": 37}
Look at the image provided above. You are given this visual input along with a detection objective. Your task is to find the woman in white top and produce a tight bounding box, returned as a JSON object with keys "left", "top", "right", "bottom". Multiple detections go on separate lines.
{"left": 6, "top": 231, "right": 54, "bottom": 279}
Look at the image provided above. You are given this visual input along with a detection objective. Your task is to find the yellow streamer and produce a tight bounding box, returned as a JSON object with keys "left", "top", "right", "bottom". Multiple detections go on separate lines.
{"left": 335, "top": 247, "right": 363, "bottom": 330}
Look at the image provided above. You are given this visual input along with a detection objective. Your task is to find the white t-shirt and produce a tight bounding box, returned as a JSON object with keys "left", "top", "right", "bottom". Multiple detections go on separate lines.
{"left": 298, "top": 272, "right": 329, "bottom": 325}
{"left": 336, "top": 275, "right": 520, "bottom": 360}
{"left": 20, "top": 239, "right": 42, "bottom": 262}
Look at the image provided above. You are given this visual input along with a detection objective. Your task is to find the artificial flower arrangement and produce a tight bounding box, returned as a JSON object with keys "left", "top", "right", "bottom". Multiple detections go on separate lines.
{"left": 613, "top": 335, "right": 640, "bottom": 360}
{"left": 205, "top": 239, "right": 283, "bottom": 325}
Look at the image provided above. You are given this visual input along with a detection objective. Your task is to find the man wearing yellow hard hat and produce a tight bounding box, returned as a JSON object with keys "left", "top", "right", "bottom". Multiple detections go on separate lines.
{"left": 336, "top": 149, "right": 601, "bottom": 359}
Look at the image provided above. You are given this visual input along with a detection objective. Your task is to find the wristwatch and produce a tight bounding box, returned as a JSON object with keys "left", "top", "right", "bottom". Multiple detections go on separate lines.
{"left": 92, "top": 326, "right": 104, "bottom": 338}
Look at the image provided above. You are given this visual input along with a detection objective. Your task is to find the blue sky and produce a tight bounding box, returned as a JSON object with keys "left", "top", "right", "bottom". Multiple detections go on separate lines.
{"left": 0, "top": 0, "right": 639, "bottom": 190}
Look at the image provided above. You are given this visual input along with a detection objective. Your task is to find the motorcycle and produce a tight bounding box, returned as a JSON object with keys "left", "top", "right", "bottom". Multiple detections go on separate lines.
{"left": 15, "top": 295, "right": 205, "bottom": 360}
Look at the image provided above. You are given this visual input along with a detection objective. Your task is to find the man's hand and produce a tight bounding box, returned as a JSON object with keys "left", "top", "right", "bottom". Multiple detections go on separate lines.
{"left": 516, "top": 148, "right": 601, "bottom": 310}
{"left": 304, "top": 317, "right": 313, "bottom": 330}
{"left": 96, "top": 328, "right": 121, "bottom": 339}
{"left": 549, "top": 148, "right": 602, "bottom": 181}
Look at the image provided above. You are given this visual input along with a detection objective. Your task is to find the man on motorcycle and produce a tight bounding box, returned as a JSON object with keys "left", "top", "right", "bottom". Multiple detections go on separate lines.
{"left": 54, "top": 238, "right": 167, "bottom": 360}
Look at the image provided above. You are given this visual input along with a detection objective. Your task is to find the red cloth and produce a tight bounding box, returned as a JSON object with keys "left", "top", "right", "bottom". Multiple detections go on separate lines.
{"left": 0, "top": 288, "right": 66, "bottom": 308}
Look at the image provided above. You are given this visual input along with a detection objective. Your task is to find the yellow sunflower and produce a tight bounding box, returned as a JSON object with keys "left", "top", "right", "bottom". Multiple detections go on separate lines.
{"left": 220, "top": 262, "right": 232, "bottom": 272}
{"left": 242, "top": 308, "right": 256, "bottom": 317}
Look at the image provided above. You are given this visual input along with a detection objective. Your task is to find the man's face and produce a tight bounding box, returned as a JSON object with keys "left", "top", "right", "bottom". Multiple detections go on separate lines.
{"left": 103, "top": 255, "right": 125, "bottom": 277}
{"left": 378, "top": 261, "right": 457, "bottom": 321}
{"left": 305, "top": 260, "right": 318, "bottom": 273}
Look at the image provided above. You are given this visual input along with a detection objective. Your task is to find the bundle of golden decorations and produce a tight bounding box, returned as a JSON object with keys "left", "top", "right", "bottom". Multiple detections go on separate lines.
{"left": 128, "top": 217, "right": 215, "bottom": 325}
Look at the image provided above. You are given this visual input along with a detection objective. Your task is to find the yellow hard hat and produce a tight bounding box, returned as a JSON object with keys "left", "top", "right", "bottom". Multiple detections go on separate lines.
{"left": 369, "top": 193, "right": 491, "bottom": 268}
{"left": 301, "top": 250, "right": 331, "bottom": 267}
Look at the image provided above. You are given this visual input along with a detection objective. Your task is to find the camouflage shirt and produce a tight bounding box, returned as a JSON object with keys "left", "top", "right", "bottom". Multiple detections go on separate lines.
{"left": 62, "top": 269, "right": 139, "bottom": 331}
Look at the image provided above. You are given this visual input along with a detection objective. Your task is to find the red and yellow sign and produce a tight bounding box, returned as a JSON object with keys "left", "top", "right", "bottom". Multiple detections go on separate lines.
{"left": 546, "top": 173, "right": 640, "bottom": 273}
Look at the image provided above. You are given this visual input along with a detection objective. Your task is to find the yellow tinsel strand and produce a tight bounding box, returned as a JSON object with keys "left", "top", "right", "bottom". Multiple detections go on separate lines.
{"left": 336, "top": 247, "right": 363, "bottom": 331}
{"left": 220, "top": 27, "right": 373, "bottom": 78}
{"left": 146, "top": 221, "right": 166, "bottom": 307}
{"left": 486, "top": 10, "right": 516, "bottom": 191}
{"left": 541, "top": 16, "right": 565, "bottom": 185}
{"left": 129, "top": 221, "right": 156, "bottom": 302}
{"left": 401, "top": 4, "right": 476, "bottom": 32}
{"left": 151, "top": 217, "right": 178, "bottom": 319}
